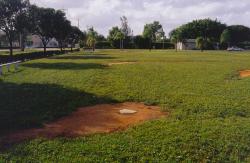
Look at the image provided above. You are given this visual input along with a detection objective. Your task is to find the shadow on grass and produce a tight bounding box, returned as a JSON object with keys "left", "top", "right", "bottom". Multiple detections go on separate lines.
{"left": 23, "top": 62, "right": 107, "bottom": 70}
{"left": 50, "top": 55, "right": 116, "bottom": 60}
{"left": 0, "top": 81, "right": 116, "bottom": 136}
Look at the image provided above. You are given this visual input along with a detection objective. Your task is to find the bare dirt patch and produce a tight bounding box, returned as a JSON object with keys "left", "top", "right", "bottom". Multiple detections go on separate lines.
{"left": 107, "top": 61, "right": 136, "bottom": 66}
{"left": 1, "top": 102, "right": 167, "bottom": 145}
{"left": 239, "top": 70, "right": 250, "bottom": 78}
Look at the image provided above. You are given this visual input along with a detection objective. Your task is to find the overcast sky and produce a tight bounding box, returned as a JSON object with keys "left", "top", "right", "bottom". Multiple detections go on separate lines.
{"left": 30, "top": 0, "right": 250, "bottom": 37}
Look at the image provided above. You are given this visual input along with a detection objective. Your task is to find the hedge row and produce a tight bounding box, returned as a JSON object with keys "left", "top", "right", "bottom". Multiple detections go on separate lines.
{"left": 95, "top": 41, "right": 175, "bottom": 49}
{"left": 0, "top": 49, "right": 80, "bottom": 64}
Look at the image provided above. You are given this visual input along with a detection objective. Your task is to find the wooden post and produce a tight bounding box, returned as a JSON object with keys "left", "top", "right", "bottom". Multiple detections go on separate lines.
{"left": 7, "top": 64, "right": 10, "bottom": 72}
{"left": 15, "top": 63, "right": 19, "bottom": 71}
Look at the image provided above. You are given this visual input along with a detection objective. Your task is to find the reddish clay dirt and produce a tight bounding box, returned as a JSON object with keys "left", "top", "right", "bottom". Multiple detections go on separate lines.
{"left": 239, "top": 70, "right": 250, "bottom": 78}
{"left": 107, "top": 62, "right": 136, "bottom": 66}
{"left": 1, "top": 102, "right": 167, "bottom": 145}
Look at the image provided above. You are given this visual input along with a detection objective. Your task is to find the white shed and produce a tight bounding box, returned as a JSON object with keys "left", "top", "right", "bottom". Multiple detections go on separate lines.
{"left": 177, "top": 39, "right": 196, "bottom": 50}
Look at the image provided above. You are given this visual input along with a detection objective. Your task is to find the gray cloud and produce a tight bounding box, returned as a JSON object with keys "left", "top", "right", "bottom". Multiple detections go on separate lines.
{"left": 30, "top": 0, "right": 250, "bottom": 37}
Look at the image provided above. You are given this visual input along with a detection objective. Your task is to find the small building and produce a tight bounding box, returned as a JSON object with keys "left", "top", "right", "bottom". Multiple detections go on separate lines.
{"left": 0, "top": 32, "right": 59, "bottom": 48}
{"left": 27, "top": 35, "right": 59, "bottom": 48}
{"left": 177, "top": 39, "right": 196, "bottom": 50}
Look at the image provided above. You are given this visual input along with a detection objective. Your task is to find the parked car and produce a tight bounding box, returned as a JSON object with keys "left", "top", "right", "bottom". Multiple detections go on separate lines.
{"left": 227, "top": 47, "right": 244, "bottom": 51}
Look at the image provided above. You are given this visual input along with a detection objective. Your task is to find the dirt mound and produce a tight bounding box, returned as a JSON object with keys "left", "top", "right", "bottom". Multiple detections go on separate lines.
{"left": 239, "top": 70, "right": 250, "bottom": 78}
{"left": 108, "top": 62, "right": 136, "bottom": 66}
{"left": 1, "top": 102, "right": 167, "bottom": 145}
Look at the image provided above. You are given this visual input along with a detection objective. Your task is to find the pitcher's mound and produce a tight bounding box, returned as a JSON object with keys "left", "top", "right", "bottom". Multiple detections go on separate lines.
{"left": 1, "top": 102, "right": 167, "bottom": 145}
{"left": 239, "top": 70, "right": 250, "bottom": 78}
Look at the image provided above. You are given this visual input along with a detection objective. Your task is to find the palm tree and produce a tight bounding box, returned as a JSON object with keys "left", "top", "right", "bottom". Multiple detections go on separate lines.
{"left": 114, "top": 31, "right": 125, "bottom": 50}
{"left": 86, "top": 27, "right": 97, "bottom": 51}
{"left": 196, "top": 37, "right": 206, "bottom": 52}
{"left": 86, "top": 36, "right": 96, "bottom": 51}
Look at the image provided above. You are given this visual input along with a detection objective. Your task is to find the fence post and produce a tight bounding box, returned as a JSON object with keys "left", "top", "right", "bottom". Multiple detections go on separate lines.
{"left": 7, "top": 64, "right": 10, "bottom": 72}
{"left": 0, "top": 66, "right": 2, "bottom": 76}
{"left": 15, "top": 62, "right": 19, "bottom": 71}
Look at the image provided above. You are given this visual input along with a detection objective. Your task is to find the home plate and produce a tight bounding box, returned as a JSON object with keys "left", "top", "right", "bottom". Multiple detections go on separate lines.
{"left": 119, "top": 109, "right": 137, "bottom": 114}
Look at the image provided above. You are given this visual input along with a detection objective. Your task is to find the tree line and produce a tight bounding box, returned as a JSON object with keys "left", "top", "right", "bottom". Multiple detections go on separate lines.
{"left": 0, "top": 0, "right": 171, "bottom": 56}
{"left": 1, "top": 0, "right": 250, "bottom": 56}
{"left": 169, "top": 18, "right": 250, "bottom": 51}
{"left": 0, "top": 0, "right": 85, "bottom": 56}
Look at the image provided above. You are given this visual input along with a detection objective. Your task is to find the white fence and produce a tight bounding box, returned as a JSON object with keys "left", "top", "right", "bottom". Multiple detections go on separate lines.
{"left": 0, "top": 61, "right": 21, "bottom": 76}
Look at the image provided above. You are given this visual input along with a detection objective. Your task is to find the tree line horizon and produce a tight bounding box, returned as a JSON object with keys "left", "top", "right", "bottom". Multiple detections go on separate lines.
{"left": 1, "top": 0, "right": 250, "bottom": 56}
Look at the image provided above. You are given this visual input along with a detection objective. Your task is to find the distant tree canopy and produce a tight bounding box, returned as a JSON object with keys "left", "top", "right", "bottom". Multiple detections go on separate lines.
{"left": 2, "top": 0, "right": 250, "bottom": 54}
{"left": 108, "top": 26, "right": 125, "bottom": 49}
{"left": 220, "top": 25, "right": 250, "bottom": 47}
{"left": 0, "top": 0, "right": 30, "bottom": 56}
{"left": 86, "top": 27, "right": 98, "bottom": 51}
{"left": 0, "top": 1, "right": 86, "bottom": 55}
{"left": 120, "top": 16, "right": 132, "bottom": 37}
{"left": 53, "top": 10, "right": 72, "bottom": 52}
{"left": 170, "top": 19, "right": 226, "bottom": 42}
{"left": 29, "top": 6, "right": 57, "bottom": 53}
{"left": 107, "top": 16, "right": 132, "bottom": 49}
{"left": 67, "top": 26, "right": 85, "bottom": 51}
{"left": 169, "top": 28, "right": 184, "bottom": 51}
{"left": 143, "top": 21, "right": 165, "bottom": 50}
{"left": 220, "top": 29, "right": 232, "bottom": 47}
{"left": 143, "top": 21, "right": 164, "bottom": 41}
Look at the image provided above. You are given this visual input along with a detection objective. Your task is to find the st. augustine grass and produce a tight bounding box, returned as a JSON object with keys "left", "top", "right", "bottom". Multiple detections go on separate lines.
{"left": 1, "top": 50, "right": 250, "bottom": 162}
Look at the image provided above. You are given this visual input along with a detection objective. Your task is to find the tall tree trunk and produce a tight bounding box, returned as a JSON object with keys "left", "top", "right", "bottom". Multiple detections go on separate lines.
{"left": 7, "top": 32, "right": 13, "bottom": 59}
{"left": 9, "top": 38, "right": 13, "bottom": 59}
{"left": 71, "top": 44, "right": 73, "bottom": 52}
{"left": 60, "top": 43, "right": 63, "bottom": 52}
{"left": 92, "top": 43, "right": 95, "bottom": 52}
{"left": 42, "top": 39, "right": 47, "bottom": 54}
{"left": 149, "top": 39, "right": 152, "bottom": 51}
{"left": 43, "top": 44, "right": 47, "bottom": 54}
{"left": 20, "top": 33, "right": 25, "bottom": 51}
{"left": 120, "top": 39, "right": 122, "bottom": 50}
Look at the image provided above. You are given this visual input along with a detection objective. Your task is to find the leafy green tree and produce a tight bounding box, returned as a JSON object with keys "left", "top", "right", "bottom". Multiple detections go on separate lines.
{"left": 29, "top": 6, "right": 57, "bottom": 53}
{"left": 86, "top": 27, "right": 98, "bottom": 51}
{"left": 196, "top": 37, "right": 206, "bottom": 52}
{"left": 143, "top": 21, "right": 164, "bottom": 51}
{"left": 115, "top": 30, "right": 125, "bottom": 50}
{"left": 107, "top": 26, "right": 125, "bottom": 50}
{"left": 172, "top": 19, "right": 226, "bottom": 42}
{"left": 96, "top": 34, "right": 106, "bottom": 42}
{"left": 120, "top": 16, "right": 131, "bottom": 37}
{"left": 53, "top": 10, "right": 71, "bottom": 52}
{"left": 169, "top": 29, "right": 184, "bottom": 52}
{"left": 15, "top": 10, "right": 31, "bottom": 51}
{"left": 133, "top": 35, "right": 149, "bottom": 49}
{"left": 0, "top": 0, "right": 30, "bottom": 56}
{"left": 67, "top": 26, "right": 85, "bottom": 52}
{"left": 120, "top": 16, "right": 132, "bottom": 49}
{"left": 220, "top": 29, "right": 231, "bottom": 48}
{"left": 226, "top": 25, "right": 250, "bottom": 46}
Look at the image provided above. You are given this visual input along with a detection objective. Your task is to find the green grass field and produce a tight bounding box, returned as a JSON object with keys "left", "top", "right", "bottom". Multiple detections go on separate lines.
{"left": 1, "top": 50, "right": 250, "bottom": 162}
